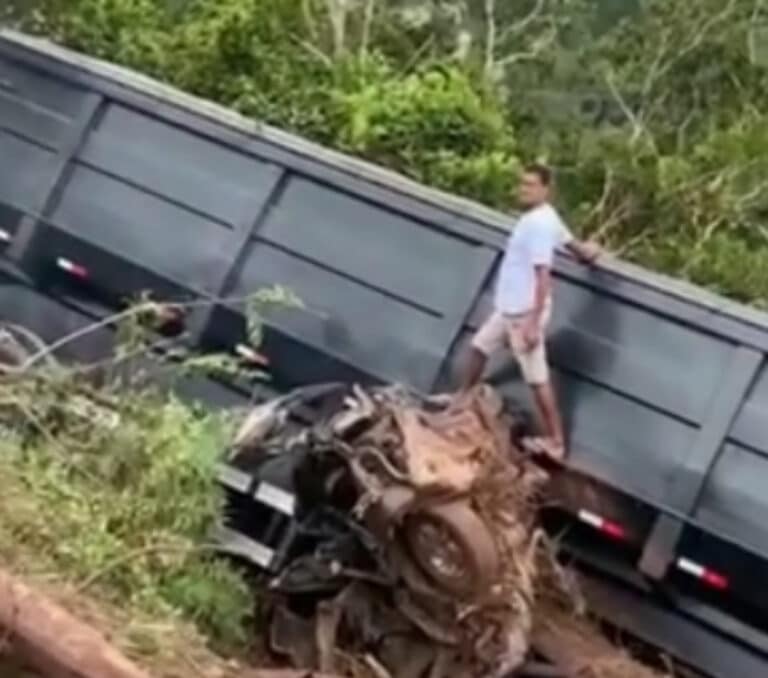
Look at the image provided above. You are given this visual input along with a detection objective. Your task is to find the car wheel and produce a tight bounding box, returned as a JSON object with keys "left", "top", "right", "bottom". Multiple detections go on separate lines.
{"left": 403, "top": 500, "right": 499, "bottom": 597}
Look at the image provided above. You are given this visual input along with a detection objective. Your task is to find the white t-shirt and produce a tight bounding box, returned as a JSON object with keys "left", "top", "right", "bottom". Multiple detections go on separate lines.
{"left": 494, "top": 203, "right": 573, "bottom": 315}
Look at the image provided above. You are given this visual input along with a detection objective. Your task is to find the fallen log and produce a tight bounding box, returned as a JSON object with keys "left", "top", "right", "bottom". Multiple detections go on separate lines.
{"left": 0, "top": 568, "right": 344, "bottom": 678}
{"left": 0, "top": 569, "right": 151, "bottom": 678}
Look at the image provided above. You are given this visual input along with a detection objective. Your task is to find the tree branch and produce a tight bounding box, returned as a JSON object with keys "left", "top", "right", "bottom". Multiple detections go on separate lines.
{"left": 483, "top": 0, "right": 497, "bottom": 81}
{"left": 294, "top": 35, "right": 334, "bottom": 68}
{"left": 654, "top": 0, "right": 739, "bottom": 83}
{"left": 681, "top": 217, "right": 723, "bottom": 275}
{"left": 640, "top": 30, "right": 670, "bottom": 99}
{"left": 76, "top": 543, "right": 218, "bottom": 594}
{"left": 584, "top": 165, "right": 614, "bottom": 226}
{"left": 497, "top": 27, "right": 555, "bottom": 67}
{"left": 359, "top": 0, "right": 376, "bottom": 58}
{"left": 498, "top": 0, "right": 545, "bottom": 44}
{"left": 302, "top": 0, "right": 320, "bottom": 41}
{"left": 324, "top": 0, "right": 349, "bottom": 59}
{"left": 747, "top": 0, "right": 766, "bottom": 64}
{"left": 604, "top": 70, "right": 652, "bottom": 148}
{"left": 21, "top": 290, "right": 284, "bottom": 369}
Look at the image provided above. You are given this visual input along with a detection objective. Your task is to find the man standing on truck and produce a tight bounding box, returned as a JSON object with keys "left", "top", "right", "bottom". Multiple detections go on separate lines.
{"left": 459, "top": 164, "right": 600, "bottom": 461}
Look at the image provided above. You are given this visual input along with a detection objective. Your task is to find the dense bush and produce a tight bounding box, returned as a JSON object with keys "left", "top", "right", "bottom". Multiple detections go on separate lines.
{"left": 0, "top": 295, "right": 298, "bottom": 664}
{"left": 0, "top": 369, "right": 252, "bottom": 650}
{"left": 8, "top": 0, "right": 768, "bottom": 305}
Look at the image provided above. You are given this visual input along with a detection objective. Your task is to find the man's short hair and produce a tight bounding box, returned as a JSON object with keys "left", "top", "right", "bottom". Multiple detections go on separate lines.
{"left": 523, "top": 163, "right": 553, "bottom": 187}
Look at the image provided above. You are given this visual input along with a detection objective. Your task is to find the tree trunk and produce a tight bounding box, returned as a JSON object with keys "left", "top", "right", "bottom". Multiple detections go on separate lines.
{"left": 0, "top": 569, "right": 150, "bottom": 678}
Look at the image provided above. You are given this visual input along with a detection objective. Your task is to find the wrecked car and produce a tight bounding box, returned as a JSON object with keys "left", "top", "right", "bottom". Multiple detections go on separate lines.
{"left": 214, "top": 382, "right": 553, "bottom": 677}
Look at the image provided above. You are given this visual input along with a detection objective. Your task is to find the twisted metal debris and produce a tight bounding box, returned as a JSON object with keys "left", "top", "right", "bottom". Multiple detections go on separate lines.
{"left": 231, "top": 384, "right": 551, "bottom": 677}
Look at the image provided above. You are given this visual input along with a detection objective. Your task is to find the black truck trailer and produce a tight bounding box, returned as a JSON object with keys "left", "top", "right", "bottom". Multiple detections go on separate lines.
{"left": 1, "top": 30, "right": 768, "bottom": 677}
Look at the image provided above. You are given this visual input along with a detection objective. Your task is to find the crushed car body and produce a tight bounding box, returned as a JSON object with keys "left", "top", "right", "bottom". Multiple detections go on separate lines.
{"left": 214, "top": 383, "right": 552, "bottom": 677}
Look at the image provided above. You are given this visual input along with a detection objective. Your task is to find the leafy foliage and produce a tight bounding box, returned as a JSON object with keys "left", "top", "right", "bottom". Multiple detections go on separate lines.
{"left": 246, "top": 285, "right": 303, "bottom": 347}
{"left": 0, "top": 289, "right": 299, "bottom": 666}
{"left": 7, "top": 0, "right": 768, "bottom": 304}
{"left": 329, "top": 60, "right": 520, "bottom": 203}
{"left": 0, "top": 377, "right": 253, "bottom": 668}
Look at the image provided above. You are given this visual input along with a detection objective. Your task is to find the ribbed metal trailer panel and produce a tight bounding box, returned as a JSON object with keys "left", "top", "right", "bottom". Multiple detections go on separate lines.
{"left": 1, "top": 29, "right": 767, "bottom": 556}
{"left": 2, "top": 33, "right": 768, "bottom": 675}
{"left": 0, "top": 263, "right": 251, "bottom": 409}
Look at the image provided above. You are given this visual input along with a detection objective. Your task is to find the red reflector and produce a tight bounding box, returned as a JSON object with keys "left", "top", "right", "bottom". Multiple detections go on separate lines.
{"left": 577, "top": 509, "right": 627, "bottom": 541}
{"left": 57, "top": 257, "right": 89, "bottom": 279}
{"left": 702, "top": 570, "right": 729, "bottom": 591}
{"left": 601, "top": 521, "right": 626, "bottom": 540}
{"left": 677, "top": 558, "right": 729, "bottom": 591}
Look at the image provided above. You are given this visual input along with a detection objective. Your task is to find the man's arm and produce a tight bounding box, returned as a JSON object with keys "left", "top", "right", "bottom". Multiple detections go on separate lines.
{"left": 565, "top": 239, "right": 601, "bottom": 264}
{"left": 532, "top": 264, "right": 552, "bottom": 322}
{"left": 555, "top": 214, "right": 601, "bottom": 265}
{"left": 522, "top": 220, "right": 558, "bottom": 348}
{"left": 522, "top": 264, "right": 552, "bottom": 350}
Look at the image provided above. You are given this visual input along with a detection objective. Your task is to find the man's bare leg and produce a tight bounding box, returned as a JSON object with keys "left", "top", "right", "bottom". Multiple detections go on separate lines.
{"left": 530, "top": 381, "right": 565, "bottom": 456}
{"left": 459, "top": 347, "right": 488, "bottom": 392}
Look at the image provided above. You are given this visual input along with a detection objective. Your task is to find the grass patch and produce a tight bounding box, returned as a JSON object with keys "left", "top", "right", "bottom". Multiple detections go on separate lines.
{"left": 0, "top": 364, "right": 257, "bottom": 675}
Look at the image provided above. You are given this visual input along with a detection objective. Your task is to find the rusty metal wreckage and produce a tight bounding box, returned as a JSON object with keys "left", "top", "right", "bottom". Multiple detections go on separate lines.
{"left": 220, "top": 382, "right": 577, "bottom": 678}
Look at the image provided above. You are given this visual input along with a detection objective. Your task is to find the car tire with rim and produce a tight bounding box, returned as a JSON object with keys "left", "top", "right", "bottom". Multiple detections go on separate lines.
{"left": 403, "top": 500, "right": 499, "bottom": 598}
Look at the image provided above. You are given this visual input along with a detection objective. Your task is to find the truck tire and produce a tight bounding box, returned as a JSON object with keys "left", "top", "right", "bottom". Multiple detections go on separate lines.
{"left": 403, "top": 500, "right": 499, "bottom": 598}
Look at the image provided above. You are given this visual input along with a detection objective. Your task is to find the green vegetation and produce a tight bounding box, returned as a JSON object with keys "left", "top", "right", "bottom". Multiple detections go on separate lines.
{"left": 0, "top": 299, "right": 298, "bottom": 673}
{"left": 5, "top": 0, "right": 768, "bottom": 305}
{"left": 0, "top": 368, "right": 255, "bottom": 672}
{"left": 0, "top": 377, "right": 249, "bottom": 640}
